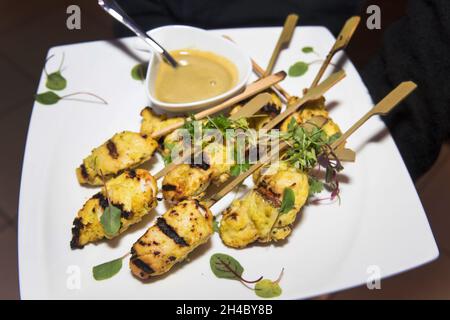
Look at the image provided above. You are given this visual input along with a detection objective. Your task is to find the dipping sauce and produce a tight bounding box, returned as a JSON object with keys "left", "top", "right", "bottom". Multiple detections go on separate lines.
{"left": 154, "top": 49, "right": 238, "bottom": 104}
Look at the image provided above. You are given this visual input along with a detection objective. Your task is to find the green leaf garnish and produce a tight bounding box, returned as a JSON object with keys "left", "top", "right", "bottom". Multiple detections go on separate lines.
{"left": 279, "top": 188, "right": 295, "bottom": 214}
{"left": 328, "top": 132, "right": 342, "bottom": 144}
{"left": 35, "top": 91, "right": 108, "bottom": 106}
{"left": 288, "top": 61, "right": 309, "bottom": 77}
{"left": 230, "top": 162, "right": 250, "bottom": 176}
{"left": 308, "top": 176, "right": 324, "bottom": 196}
{"left": 93, "top": 258, "right": 123, "bottom": 280}
{"left": 100, "top": 205, "right": 122, "bottom": 237}
{"left": 255, "top": 279, "right": 282, "bottom": 298}
{"left": 46, "top": 71, "right": 67, "bottom": 90}
{"left": 35, "top": 91, "right": 61, "bottom": 105}
{"left": 302, "top": 46, "right": 314, "bottom": 54}
{"left": 131, "top": 62, "right": 148, "bottom": 81}
{"left": 213, "top": 219, "right": 220, "bottom": 233}
{"left": 210, "top": 253, "right": 244, "bottom": 280}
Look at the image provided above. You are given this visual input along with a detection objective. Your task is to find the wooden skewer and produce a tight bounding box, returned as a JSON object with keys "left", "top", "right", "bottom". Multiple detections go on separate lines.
{"left": 150, "top": 71, "right": 286, "bottom": 139}
{"left": 333, "top": 146, "right": 356, "bottom": 162}
{"left": 331, "top": 81, "right": 417, "bottom": 150}
{"left": 206, "top": 141, "right": 289, "bottom": 207}
{"left": 263, "top": 70, "right": 346, "bottom": 130}
{"left": 264, "top": 13, "right": 299, "bottom": 76}
{"left": 153, "top": 93, "right": 273, "bottom": 179}
{"left": 251, "top": 59, "right": 291, "bottom": 102}
{"left": 222, "top": 35, "right": 291, "bottom": 102}
{"left": 310, "top": 16, "right": 361, "bottom": 88}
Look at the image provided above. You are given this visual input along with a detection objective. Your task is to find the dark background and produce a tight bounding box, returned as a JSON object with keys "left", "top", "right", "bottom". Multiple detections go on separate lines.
{"left": 1, "top": 0, "right": 449, "bottom": 299}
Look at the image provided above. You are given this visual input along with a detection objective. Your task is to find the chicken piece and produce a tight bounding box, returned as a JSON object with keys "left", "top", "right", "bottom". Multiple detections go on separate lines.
{"left": 300, "top": 96, "right": 328, "bottom": 121}
{"left": 230, "top": 91, "right": 282, "bottom": 130}
{"left": 280, "top": 112, "right": 303, "bottom": 133}
{"left": 70, "top": 169, "right": 158, "bottom": 249}
{"left": 129, "top": 199, "right": 213, "bottom": 279}
{"left": 161, "top": 128, "right": 185, "bottom": 162}
{"left": 219, "top": 162, "right": 309, "bottom": 248}
{"left": 162, "top": 164, "right": 212, "bottom": 202}
{"left": 280, "top": 96, "right": 328, "bottom": 133}
{"left": 140, "top": 107, "right": 185, "bottom": 137}
{"left": 162, "top": 142, "right": 233, "bottom": 203}
{"left": 76, "top": 131, "right": 158, "bottom": 186}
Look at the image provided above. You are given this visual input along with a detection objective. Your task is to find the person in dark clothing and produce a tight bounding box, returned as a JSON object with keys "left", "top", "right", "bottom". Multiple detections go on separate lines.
{"left": 361, "top": 0, "right": 450, "bottom": 181}
{"left": 115, "top": 0, "right": 450, "bottom": 181}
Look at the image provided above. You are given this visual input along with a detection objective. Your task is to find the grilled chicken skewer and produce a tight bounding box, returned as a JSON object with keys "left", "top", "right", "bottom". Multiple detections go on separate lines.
{"left": 219, "top": 116, "right": 339, "bottom": 248}
{"left": 220, "top": 161, "right": 308, "bottom": 247}
{"left": 76, "top": 131, "right": 158, "bottom": 186}
{"left": 71, "top": 169, "right": 158, "bottom": 249}
{"left": 130, "top": 199, "right": 213, "bottom": 278}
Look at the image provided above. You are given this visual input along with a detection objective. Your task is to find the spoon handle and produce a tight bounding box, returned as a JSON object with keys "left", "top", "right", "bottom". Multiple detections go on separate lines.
{"left": 98, "top": 0, "right": 178, "bottom": 67}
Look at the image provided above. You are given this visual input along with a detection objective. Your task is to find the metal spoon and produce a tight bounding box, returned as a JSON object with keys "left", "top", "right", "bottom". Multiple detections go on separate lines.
{"left": 98, "top": 0, "right": 178, "bottom": 68}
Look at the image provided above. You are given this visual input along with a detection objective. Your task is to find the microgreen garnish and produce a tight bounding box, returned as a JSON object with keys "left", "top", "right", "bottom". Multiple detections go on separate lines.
{"left": 210, "top": 253, "right": 262, "bottom": 283}
{"left": 279, "top": 188, "right": 295, "bottom": 214}
{"left": 45, "top": 53, "right": 67, "bottom": 91}
{"left": 281, "top": 118, "right": 344, "bottom": 201}
{"left": 183, "top": 115, "right": 249, "bottom": 139}
{"left": 308, "top": 176, "right": 324, "bottom": 196}
{"left": 288, "top": 61, "right": 309, "bottom": 77}
{"left": 92, "top": 252, "right": 129, "bottom": 281}
{"left": 230, "top": 162, "right": 250, "bottom": 176}
{"left": 131, "top": 62, "right": 148, "bottom": 81}
{"left": 35, "top": 91, "right": 108, "bottom": 106}
{"left": 36, "top": 52, "right": 108, "bottom": 106}
{"left": 254, "top": 269, "right": 284, "bottom": 298}
{"left": 93, "top": 257, "right": 123, "bottom": 280}
{"left": 213, "top": 219, "right": 220, "bottom": 233}
{"left": 302, "top": 46, "right": 314, "bottom": 54}
{"left": 181, "top": 115, "right": 252, "bottom": 170}
{"left": 210, "top": 253, "right": 283, "bottom": 298}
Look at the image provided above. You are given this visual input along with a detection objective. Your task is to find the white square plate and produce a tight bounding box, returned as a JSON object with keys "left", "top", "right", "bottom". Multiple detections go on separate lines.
{"left": 18, "top": 27, "right": 438, "bottom": 299}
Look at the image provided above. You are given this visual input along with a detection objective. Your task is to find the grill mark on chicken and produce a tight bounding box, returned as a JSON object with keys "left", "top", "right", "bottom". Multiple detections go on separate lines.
{"left": 79, "top": 164, "right": 89, "bottom": 179}
{"left": 106, "top": 140, "right": 119, "bottom": 159}
{"left": 128, "top": 169, "right": 137, "bottom": 179}
{"left": 190, "top": 161, "right": 210, "bottom": 170}
{"left": 162, "top": 184, "right": 177, "bottom": 191}
{"left": 92, "top": 193, "right": 133, "bottom": 219}
{"left": 256, "top": 185, "right": 281, "bottom": 207}
{"left": 92, "top": 192, "right": 109, "bottom": 209}
{"left": 70, "top": 218, "right": 84, "bottom": 249}
{"left": 262, "top": 103, "right": 280, "bottom": 117}
{"left": 190, "top": 153, "right": 210, "bottom": 171}
{"left": 156, "top": 217, "right": 189, "bottom": 247}
{"left": 131, "top": 258, "right": 155, "bottom": 275}
{"left": 113, "top": 202, "right": 133, "bottom": 219}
